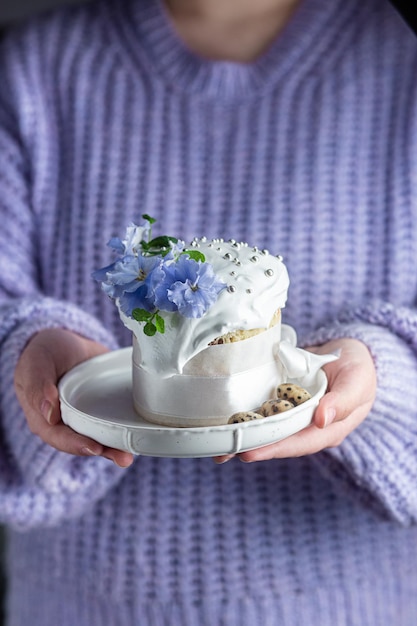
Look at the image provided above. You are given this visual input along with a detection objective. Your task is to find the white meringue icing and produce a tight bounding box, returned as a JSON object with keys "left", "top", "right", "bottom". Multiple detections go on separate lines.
{"left": 119, "top": 238, "right": 289, "bottom": 378}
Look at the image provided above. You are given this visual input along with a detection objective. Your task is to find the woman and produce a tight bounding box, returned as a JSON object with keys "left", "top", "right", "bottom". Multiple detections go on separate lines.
{"left": 1, "top": 0, "right": 417, "bottom": 623}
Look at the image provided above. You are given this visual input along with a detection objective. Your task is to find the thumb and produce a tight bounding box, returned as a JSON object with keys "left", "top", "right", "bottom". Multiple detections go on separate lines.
{"left": 314, "top": 389, "right": 352, "bottom": 429}
{"left": 311, "top": 340, "right": 377, "bottom": 429}
{"left": 14, "top": 338, "right": 62, "bottom": 427}
{"left": 14, "top": 328, "right": 109, "bottom": 428}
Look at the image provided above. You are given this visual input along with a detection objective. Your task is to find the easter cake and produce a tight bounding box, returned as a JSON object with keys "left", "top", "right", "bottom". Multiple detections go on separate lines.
{"left": 93, "top": 216, "right": 293, "bottom": 427}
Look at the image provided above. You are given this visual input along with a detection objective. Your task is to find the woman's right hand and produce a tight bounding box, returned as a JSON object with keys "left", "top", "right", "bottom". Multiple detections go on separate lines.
{"left": 14, "top": 328, "right": 134, "bottom": 467}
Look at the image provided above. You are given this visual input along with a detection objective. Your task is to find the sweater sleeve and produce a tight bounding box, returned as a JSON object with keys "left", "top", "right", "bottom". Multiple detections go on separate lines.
{"left": 301, "top": 301, "right": 417, "bottom": 526}
{"left": 0, "top": 33, "right": 128, "bottom": 531}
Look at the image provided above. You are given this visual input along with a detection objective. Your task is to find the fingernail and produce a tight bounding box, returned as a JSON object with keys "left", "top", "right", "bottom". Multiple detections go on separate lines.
{"left": 81, "top": 447, "right": 100, "bottom": 456}
{"left": 113, "top": 459, "right": 131, "bottom": 468}
{"left": 213, "top": 456, "right": 232, "bottom": 464}
{"left": 102, "top": 453, "right": 125, "bottom": 468}
{"left": 324, "top": 407, "right": 336, "bottom": 427}
{"left": 41, "top": 400, "right": 53, "bottom": 424}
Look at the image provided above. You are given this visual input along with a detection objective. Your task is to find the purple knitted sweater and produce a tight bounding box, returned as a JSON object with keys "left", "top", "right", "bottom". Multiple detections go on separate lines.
{"left": 1, "top": 0, "right": 417, "bottom": 624}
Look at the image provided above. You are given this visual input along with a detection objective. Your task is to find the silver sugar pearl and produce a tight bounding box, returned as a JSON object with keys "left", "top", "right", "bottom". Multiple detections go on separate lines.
{"left": 227, "top": 285, "right": 237, "bottom": 293}
{"left": 261, "top": 249, "right": 269, "bottom": 255}
{"left": 228, "top": 238, "right": 236, "bottom": 244}
{"left": 250, "top": 255, "right": 259, "bottom": 263}
{"left": 246, "top": 289, "right": 252, "bottom": 294}
{"left": 230, "top": 271, "right": 236, "bottom": 276}
{"left": 232, "top": 242, "right": 240, "bottom": 249}
{"left": 234, "top": 259, "right": 241, "bottom": 266}
{"left": 223, "top": 253, "right": 232, "bottom": 260}
{"left": 276, "top": 255, "right": 283, "bottom": 261}
{"left": 265, "top": 269, "right": 274, "bottom": 277}
{"left": 201, "top": 236, "right": 207, "bottom": 242}
{"left": 190, "top": 241, "right": 198, "bottom": 247}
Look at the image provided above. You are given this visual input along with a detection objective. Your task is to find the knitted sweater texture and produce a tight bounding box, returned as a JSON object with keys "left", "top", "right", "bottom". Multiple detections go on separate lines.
{"left": 1, "top": 0, "right": 417, "bottom": 624}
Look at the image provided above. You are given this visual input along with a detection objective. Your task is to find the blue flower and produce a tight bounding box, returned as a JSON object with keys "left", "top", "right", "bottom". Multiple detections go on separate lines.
{"left": 107, "top": 221, "right": 152, "bottom": 257}
{"left": 164, "top": 255, "right": 226, "bottom": 318}
{"left": 147, "top": 262, "right": 179, "bottom": 313}
{"left": 92, "top": 253, "right": 162, "bottom": 316}
{"left": 93, "top": 217, "right": 227, "bottom": 332}
{"left": 118, "top": 285, "right": 152, "bottom": 316}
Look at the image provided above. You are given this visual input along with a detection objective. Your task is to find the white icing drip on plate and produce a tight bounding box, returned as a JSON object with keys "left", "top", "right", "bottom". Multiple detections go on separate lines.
{"left": 119, "top": 238, "right": 289, "bottom": 377}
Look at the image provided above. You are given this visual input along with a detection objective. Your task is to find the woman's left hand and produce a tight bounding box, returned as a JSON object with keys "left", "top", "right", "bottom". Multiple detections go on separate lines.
{"left": 215, "top": 338, "right": 377, "bottom": 463}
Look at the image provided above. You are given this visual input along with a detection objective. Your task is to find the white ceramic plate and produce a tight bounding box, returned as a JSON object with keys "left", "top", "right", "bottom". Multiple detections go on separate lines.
{"left": 59, "top": 337, "right": 328, "bottom": 458}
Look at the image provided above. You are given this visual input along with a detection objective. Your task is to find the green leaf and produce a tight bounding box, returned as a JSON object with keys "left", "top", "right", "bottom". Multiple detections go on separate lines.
{"left": 132, "top": 308, "right": 151, "bottom": 322}
{"left": 183, "top": 250, "right": 206, "bottom": 263}
{"left": 154, "top": 314, "right": 165, "bottom": 334}
{"left": 144, "top": 322, "right": 157, "bottom": 336}
{"left": 142, "top": 213, "right": 156, "bottom": 225}
{"left": 147, "top": 235, "right": 178, "bottom": 249}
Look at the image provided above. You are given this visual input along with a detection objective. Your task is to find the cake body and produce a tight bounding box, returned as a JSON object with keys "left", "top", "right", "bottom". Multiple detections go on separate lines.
{"left": 131, "top": 322, "right": 285, "bottom": 426}
{"left": 94, "top": 227, "right": 290, "bottom": 427}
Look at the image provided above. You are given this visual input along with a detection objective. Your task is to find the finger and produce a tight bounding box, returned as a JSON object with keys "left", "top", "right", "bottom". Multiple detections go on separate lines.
{"left": 238, "top": 423, "right": 324, "bottom": 461}
{"left": 314, "top": 370, "right": 375, "bottom": 429}
{"left": 20, "top": 407, "right": 134, "bottom": 466}
{"left": 29, "top": 416, "right": 105, "bottom": 456}
{"left": 102, "top": 448, "right": 135, "bottom": 468}
{"left": 15, "top": 330, "right": 110, "bottom": 429}
{"left": 238, "top": 414, "right": 360, "bottom": 463}
{"left": 40, "top": 381, "right": 62, "bottom": 426}
{"left": 17, "top": 374, "right": 134, "bottom": 464}
{"left": 14, "top": 348, "right": 61, "bottom": 430}
{"left": 213, "top": 454, "right": 235, "bottom": 464}
{"left": 314, "top": 391, "right": 342, "bottom": 429}
{"left": 308, "top": 340, "right": 376, "bottom": 429}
